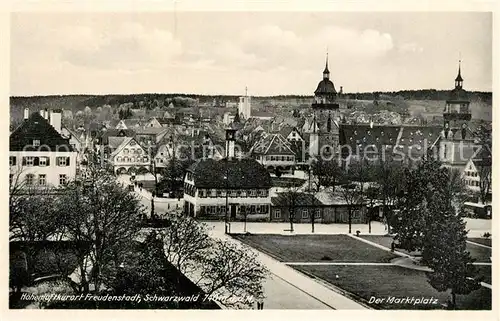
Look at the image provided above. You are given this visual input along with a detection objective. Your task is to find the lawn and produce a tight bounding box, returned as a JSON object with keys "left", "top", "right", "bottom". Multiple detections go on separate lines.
{"left": 468, "top": 238, "right": 492, "bottom": 247}
{"left": 294, "top": 265, "right": 492, "bottom": 310}
{"left": 232, "top": 234, "right": 398, "bottom": 263}
{"left": 360, "top": 235, "right": 492, "bottom": 263}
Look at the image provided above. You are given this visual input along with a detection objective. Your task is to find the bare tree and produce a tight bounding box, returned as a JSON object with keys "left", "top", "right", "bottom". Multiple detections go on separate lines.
{"left": 275, "top": 181, "right": 303, "bottom": 233}
{"left": 54, "top": 163, "right": 145, "bottom": 293}
{"left": 159, "top": 216, "right": 268, "bottom": 308}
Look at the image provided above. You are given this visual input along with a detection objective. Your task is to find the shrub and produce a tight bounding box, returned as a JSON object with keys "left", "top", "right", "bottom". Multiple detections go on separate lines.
{"left": 320, "top": 255, "right": 332, "bottom": 261}
{"left": 483, "top": 232, "right": 491, "bottom": 239}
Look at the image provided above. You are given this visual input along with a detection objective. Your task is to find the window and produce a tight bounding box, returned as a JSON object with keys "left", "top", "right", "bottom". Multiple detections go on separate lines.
{"left": 9, "top": 174, "right": 13, "bottom": 185}
{"left": 250, "top": 205, "right": 256, "bottom": 213}
{"left": 9, "top": 156, "right": 16, "bottom": 166}
{"left": 123, "top": 156, "right": 129, "bottom": 162}
{"left": 25, "top": 157, "right": 34, "bottom": 167}
{"left": 352, "top": 210, "right": 360, "bottom": 219}
{"left": 39, "top": 157, "right": 48, "bottom": 167}
{"left": 117, "top": 156, "right": 122, "bottom": 162}
{"left": 259, "top": 205, "right": 268, "bottom": 214}
{"left": 143, "top": 157, "right": 149, "bottom": 162}
{"left": 211, "top": 189, "right": 217, "bottom": 197}
{"left": 38, "top": 174, "right": 46, "bottom": 185}
{"left": 59, "top": 174, "right": 67, "bottom": 185}
{"left": 56, "top": 157, "right": 69, "bottom": 166}
{"left": 26, "top": 174, "right": 34, "bottom": 185}
{"left": 230, "top": 190, "right": 237, "bottom": 197}
{"left": 130, "top": 148, "right": 135, "bottom": 154}
{"left": 302, "top": 209, "right": 308, "bottom": 219}
{"left": 315, "top": 209, "right": 321, "bottom": 219}
{"left": 33, "top": 139, "right": 40, "bottom": 147}
{"left": 124, "top": 148, "right": 129, "bottom": 154}
{"left": 250, "top": 190, "right": 257, "bottom": 197}
{"left": 274, "top": 209, "right": 281, "bottom": 219}
{"left": 217, "top": 189, "right": 223, "bottom": 197}
{"left": 271, "top": 156, "right": 276, "bottom": 161}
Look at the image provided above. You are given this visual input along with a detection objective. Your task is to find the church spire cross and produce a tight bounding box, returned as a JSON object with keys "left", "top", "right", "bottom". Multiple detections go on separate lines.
{"left": 323, "top": 49, "right": 330, "bottom": 79}
{"left": 455, "top": 58, "right": 463, "bottom": 87}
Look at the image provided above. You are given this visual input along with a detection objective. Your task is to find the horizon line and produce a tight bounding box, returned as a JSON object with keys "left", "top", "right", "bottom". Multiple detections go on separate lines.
{"left": 9, "top": 87, "right": 494, "bottom": 99}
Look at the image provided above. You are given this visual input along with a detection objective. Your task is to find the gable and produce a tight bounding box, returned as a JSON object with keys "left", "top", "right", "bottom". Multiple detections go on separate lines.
{"left": 10, "top": 112, "right": 74, "bottom": 152}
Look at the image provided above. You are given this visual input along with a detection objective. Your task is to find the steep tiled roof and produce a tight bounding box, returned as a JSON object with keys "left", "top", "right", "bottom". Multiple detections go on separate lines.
{"left": 251, "top": 111, "right": 274, "bottom": 118}
{"left": 188, "top": 158, "right": 271, "bottom": 189}
{"left": 251, "top": 133, "right": 295, "bottom": 156}
{"left": 272, "top": 193, "right": 323, "bottom": 207}
{"left": 315, "top": 190, "right": 363, "bottom": 206}
{"left": 398, "top": 126, "right": 442, "bottom": 148}
{"left": 103, "top": 128, "right": 136, "bottom": 139}
{"left": 340, "top": 124, "right": 401, "bottom": 149}
{"left": 135, "top": 127, "right": 169, "bottom": 136}
{"left": 108, "top": 137, "right": 128, "bottom": 150}
{"left": 10, "top": 112, "right": 74, "bottom": 152}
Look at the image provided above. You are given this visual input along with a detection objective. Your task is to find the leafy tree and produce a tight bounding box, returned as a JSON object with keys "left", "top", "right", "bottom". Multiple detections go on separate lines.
{"left": 392, "top": 160, "right": 469, "bottom": 253}
{"left": 423, "top": 172, "right": 481, "bottom": 309}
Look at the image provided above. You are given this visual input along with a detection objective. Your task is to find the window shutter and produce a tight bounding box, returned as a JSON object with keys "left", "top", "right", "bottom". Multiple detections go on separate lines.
{"left": 22, "top": 157, "right": 26, "bottom": 166}
{"left": 46, "top": 157, "right": 50, "bottom": 166}
{"left": 34, "top": 157, "right": 40, "bottom": 166}
{"left": 66, "top": 157, "right": 70, "bottom": 166}
{"left": 12, "top": 156, "right": 16, "bottom": 166}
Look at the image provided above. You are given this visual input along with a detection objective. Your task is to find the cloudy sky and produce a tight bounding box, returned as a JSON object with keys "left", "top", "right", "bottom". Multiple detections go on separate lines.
{"left": 10, "top": 11, "right": 492, "bottom": 96}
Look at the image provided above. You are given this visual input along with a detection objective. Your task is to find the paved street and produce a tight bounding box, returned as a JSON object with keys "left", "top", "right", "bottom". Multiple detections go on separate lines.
{"left": 117, "top": 173, "right": 492, "bottom": 309}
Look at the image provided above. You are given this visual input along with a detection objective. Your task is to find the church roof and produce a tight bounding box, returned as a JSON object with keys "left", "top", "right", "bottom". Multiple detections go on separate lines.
{"left": 314, "top": 79, "right": 337, "bottom": 95}
{"left": 447, "top": 87, "right": 469, "bottom": 102}
{"left": 455, "top": 65, "right": 463, "bottom": 82}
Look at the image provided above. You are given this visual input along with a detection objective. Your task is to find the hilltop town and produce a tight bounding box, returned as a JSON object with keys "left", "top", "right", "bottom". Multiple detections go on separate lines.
{"left": 9, "top": 57, "right": 492, "bottom": 310}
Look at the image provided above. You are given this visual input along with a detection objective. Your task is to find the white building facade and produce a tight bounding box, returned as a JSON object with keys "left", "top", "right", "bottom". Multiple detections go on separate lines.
{"left": 9, "top": 109, "right": 78, "bottom": 188}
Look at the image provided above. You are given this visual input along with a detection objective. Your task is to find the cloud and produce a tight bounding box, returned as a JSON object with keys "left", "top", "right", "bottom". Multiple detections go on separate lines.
{"left": 200, "top": 24, "right": 395, "bottom": 72}
{"left": 58, "top": 22, "right": 183, "bottom": 70}
{"left": 398, "top": 42, "right": 424, "bottom": 53}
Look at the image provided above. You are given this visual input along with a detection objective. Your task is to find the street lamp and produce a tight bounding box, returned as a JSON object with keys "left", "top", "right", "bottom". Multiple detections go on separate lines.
{"left": 224, "top": 172, "right": 229, "bottom": 234}
{"left": 100, "top": 126, "right": 107, "bottom": 169}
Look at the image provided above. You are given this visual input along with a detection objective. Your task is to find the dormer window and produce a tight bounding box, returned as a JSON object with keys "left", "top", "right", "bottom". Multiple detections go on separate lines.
{"left": 33, "top": 139, "right": 40, "bottom": 147}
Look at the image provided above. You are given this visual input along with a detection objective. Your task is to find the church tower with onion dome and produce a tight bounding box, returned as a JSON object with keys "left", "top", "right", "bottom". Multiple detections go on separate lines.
{"left": 309, "top": 52, "right": 340, "bottom": 161}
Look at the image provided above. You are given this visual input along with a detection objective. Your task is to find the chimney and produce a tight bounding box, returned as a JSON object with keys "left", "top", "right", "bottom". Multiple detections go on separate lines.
{"left": 50, "top": 109, "right": 62, "bottom": 134}
{"left": 44, "top": 108, "right": 49, "bottom": 120}
{"left": 225, "top": 128, "right": 236, "bottom": 159}
{"left": 24, "top": 108, "right": 29, "bottom": 120}
{"left": 39, "top": 109, "right": 45, "bottom": 117}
